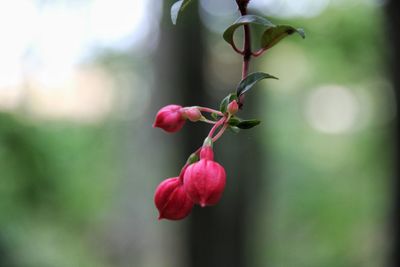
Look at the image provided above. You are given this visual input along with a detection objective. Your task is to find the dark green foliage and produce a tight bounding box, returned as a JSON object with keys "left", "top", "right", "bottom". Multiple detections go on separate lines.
{"left": 261, "top": 25, "right": 305, "bottom": 50}
{"left": 237, "top": 72, "right": 278, "bottom": 97}
{"left": 223, "top": 15, "right": 304, "bottom": 52}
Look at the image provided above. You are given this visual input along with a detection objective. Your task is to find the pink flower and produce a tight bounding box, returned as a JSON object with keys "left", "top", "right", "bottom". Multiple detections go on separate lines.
{"left": 154, "top": 177, "right": 194, "bottom": 220}
{"left": 183, "top": 146, "right": 226, "bottom": 207}
{"left": 153, "top": 105, "right": 186, "bottom": 133}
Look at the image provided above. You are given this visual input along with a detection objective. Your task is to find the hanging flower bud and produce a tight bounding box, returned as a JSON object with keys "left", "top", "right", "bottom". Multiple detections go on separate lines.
{"left": 227, "top": 100, "right": 239, "bottom": 115}
{"left": 153, "top": 105, "right": 186, "bottom": 133}
{"left": 154, "top": 177, "right": 194, "bottom": 220}
{"left": 183, "top": 140, "right": 226, "bottom": 207}
{"left": 182, "top": 107, "right": 202, "bottom": 122}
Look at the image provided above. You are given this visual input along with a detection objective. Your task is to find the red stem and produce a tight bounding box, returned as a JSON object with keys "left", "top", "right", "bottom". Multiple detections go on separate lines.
{"left": 196, "top": 106, "right": 224, "bottom": 116}
{"left": 208, "top": 118, "right": 226, "bottom": 138}
{"left": 239, "top": 3, "right": 251, "bottom": 79}
{"left": 237, "top": 1, "right": 251, "bottom": 108}
{"left": 200, "top": 117, "right": 217, "bottom": 124}
{"left": 186, "top": 117, "right": 228, "bottom": 165}
{"left": 212, "top": 122, "right": 229, "bottom": 142}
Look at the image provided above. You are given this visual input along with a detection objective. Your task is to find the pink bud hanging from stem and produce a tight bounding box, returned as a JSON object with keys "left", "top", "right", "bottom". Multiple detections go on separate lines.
{"left": 154, "top": 176, "right": 194, "bottom": 220}
{"left": 153, "top": 105, "right": 186, "bottom": 133}
{"left": 183, "top": 143, "right": 226, "bottom": 207}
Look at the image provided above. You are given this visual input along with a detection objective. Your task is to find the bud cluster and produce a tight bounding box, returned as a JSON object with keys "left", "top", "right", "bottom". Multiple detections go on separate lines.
{"left": 153, "top": 103, "right": 237, "bottom": 220}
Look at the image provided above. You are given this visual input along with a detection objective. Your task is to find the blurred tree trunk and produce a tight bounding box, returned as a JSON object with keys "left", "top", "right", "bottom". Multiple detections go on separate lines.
{"left": 0, "top": 243, "right": 15, "bottom": 267}
{"left": 156, "top": 2, "right": 266, "bottom": 267}
{"left": 386, "top": 1, "right": 400, "bottom": 267}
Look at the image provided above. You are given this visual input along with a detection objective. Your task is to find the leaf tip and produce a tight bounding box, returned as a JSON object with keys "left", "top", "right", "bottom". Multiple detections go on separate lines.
{"left": 297, "top": 28, "right": 306, "bottom": 39}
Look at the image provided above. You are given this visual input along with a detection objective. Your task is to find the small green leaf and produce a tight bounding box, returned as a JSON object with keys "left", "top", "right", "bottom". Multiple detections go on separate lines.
{"left": 171, "top": 0, "right": 193, "bottom": 25}
{"left": 228, "top": 116, "right": 241, "bottom": 126}
{"left": 186, "top": 153, "right": 199, "bottom": 164}
{"left": 236, "top": 119, "right": 261, "bottom": 129}
{"left": 223, "top": 15, "right": 274, "bottom": 48}
{"left": 228, "top": 116, "right": 261, "bottom": 130}
{"left": 219, "top": 96, "right": 230, "bottom": 114}
{"left": 261, "top": 25, "right": 305, "bottom": 50}
{"left": 228, "top": 126, "right": 241, "bottom": 134}
{"left": 237, "top": 72, "right": 278, "bottom": 97}
{"left": 219, "top": 93, "right": 238, "bottom": 113}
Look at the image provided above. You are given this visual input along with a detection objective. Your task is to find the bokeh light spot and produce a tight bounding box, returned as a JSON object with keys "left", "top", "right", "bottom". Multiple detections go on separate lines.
{"left": 305, "top": 85, "right": 360, "bottom": 134}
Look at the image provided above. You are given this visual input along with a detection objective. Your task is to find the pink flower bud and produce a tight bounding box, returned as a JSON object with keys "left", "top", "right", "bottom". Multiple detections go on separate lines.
{"left": 227, "top": 100, "right": 239, "bottom": 115}
{"left": 153, "top": 105, "right": 186, "bottom": 133}
{"left": 182, "top": 107, "right": 202, "bottom": 122}
{"left": 154, "top": 177, "right": 194, "bottom": 220}
{"left": 183, "top": 146, "right": 226, "bottom": 207}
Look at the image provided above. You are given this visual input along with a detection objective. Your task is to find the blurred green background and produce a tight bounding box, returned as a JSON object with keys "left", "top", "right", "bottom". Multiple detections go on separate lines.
{"left": 0, "top": 0, "right": 396, "bottom": 267}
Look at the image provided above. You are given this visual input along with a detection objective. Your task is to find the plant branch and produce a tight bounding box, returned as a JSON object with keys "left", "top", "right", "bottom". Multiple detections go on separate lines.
{"left": 212, "top": 116, "right": 231, "bottom": 142}
{"left": 196, "top": 106, "right": 224, "bottom": 116}
{"left": 200, "top": 116, "right": 217, "bottom": 124}
{"left": 238, "top": 2, "right": 251, "bottom": 79}
{"left": 208, "top": 118, "right": 226, "bottom": 138}
{"left": 237, "top": 0, "right": 252, "bottom": 107}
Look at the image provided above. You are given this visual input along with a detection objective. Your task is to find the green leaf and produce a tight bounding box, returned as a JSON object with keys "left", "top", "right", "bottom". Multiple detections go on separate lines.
{"left": 186, "top": 153, "right": 199, "bottom": 164}
{"left": 236, "top": 119, "right": 261, "bottom": 129}
{"left": 228, "top": 116, "right": 241, "bottom": 126}
{"left": 228, "top": 117, "right": 261, "bottom": 130}
{"left": 228, "top": 126, "right": 241, "bottom": 134}
{"left": 237, "top": 72, "right": 278, "bottom": 97}
{"left": 171, "top": 0, "right": 193, "bottom": 25}
{"left": 219, "top": 93, "right": 238, "bottom": 113}
{"left": 223, "top": 15, "right": 274, "bottom": 48}
{"left": 261, "top": 25, "right": 305, "bottom": 50}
